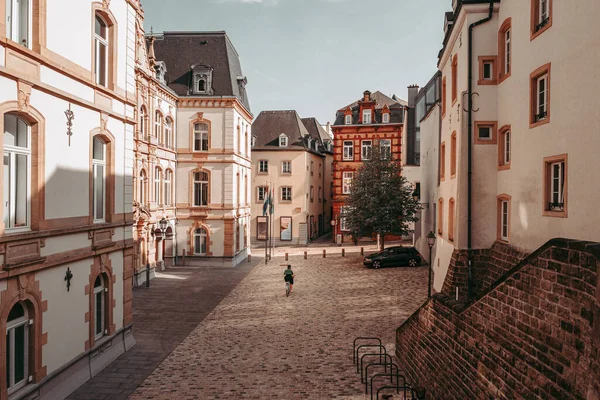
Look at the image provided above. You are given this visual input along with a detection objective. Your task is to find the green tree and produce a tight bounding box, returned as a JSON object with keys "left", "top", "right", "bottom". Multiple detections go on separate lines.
{"left": 344, "top": 144, "right": 421, "bottom": 250}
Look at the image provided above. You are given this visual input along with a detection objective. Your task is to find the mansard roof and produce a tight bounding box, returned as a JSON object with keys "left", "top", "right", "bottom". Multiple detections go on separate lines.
{"left": 333, "top": 90, "right": 406, "bottom": 126}
{"left": 252, "top": 111, "right": 327, "bottom": 155}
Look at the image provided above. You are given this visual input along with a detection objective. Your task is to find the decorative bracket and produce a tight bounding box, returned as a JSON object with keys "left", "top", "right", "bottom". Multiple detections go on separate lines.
{"left": 64, "top": 267, "right": 73, "bottom": 292}
{"left": 65, "top": 103, "right": 75, "bottom": 146}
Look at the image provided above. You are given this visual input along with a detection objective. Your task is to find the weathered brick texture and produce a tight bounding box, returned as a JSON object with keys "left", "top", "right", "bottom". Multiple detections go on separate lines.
{"left": 396, "top": 239, "right": 600, "bottom": 399}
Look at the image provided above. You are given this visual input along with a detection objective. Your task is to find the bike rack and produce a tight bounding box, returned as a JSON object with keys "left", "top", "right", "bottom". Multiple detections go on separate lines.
{"left": 376, "top": 385, "right": 418, "bottom": 400}
{"left": 353, "top": 337, "right": 382, "bottom": 364}
{"left": 355, "top": 344, "right": 387, "bottom": 373}
{"left": 369, "top": 369, "right": 407, "bottom": 399}
{"left": 360, "top": 352, "right": 393, "bottom": 382}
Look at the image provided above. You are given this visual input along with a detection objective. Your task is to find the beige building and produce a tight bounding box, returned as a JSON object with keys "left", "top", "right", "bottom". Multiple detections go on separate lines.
{"left": 152, "top": 32, "right": 253, "bottom": 267}
{"left": 0, "top": 0, "right": 138, "bottom": 398}
{"left": 251, "top": 111, "right": 333, "bottom": 246}
{"left": 433, "top": 0, "right": 600, "bottom": 293}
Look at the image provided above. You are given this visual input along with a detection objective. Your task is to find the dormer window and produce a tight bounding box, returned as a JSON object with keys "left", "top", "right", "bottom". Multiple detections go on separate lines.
{"left": 362, "top": 110, "right": 371, "bottom": 124}
{"left": 191, "top": 65, "right": 213, "bottom": 95}
{"left": 382, "top": 113, "right": 390, "bottom": 123}
{"left": 345, "top": 115, "right": 352, "bottom": 125}
{"left": 197, "top": 79, "right": 206, "bottom": 92}
{"left": 279, "top": 134, "right": 288, "bottom": 147}
{"left": 251, "top": 135, "right": 257, "bottom": 147}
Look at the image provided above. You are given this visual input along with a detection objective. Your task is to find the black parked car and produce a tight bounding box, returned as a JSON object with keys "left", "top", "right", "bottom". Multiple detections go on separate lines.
{"left": 363, "top": 246, "right": 422, "bottom": 269}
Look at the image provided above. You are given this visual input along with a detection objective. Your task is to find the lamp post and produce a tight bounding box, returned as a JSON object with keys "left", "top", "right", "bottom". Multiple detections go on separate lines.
{"left": 427, "top": 231, "right": 436, "bottom": 298}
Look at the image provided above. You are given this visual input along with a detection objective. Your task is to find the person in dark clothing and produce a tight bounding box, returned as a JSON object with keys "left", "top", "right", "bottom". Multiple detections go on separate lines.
{"left": 283, "top": 265, "right": 295, "bottom": 294}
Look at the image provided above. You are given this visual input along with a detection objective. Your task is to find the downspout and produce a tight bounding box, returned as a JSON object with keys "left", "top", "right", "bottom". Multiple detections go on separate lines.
{"left": 467, "top": 0, "right": 494, "bottom": 300}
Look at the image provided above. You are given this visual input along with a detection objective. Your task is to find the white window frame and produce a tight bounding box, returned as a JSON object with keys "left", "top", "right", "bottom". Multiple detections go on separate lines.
{"left": 362, "top": 109, "right": 371, "bottom": 124}
{"left": 504, "top": 131, "right": 510, "bottom": 165}
{"left": 340, "top": 206, "right": 349, "bottom": 231}
{"left": 342, "top": 171, "right": 353, "bottom": 195}
{"left": 343, "top": 141, "right": 353, "bottom": 161}
{"left": 3, "top": 114, "right": 31, "bottom": 231}
{"left": 6, "top": 303, "right": 29, "bottom": 393}
{"left": 540, "top": 0, "right": 548, "bottom": 22}
{"left": 154, "top": 111, "right": 162, "bottom": 139}
{"left": 194, "top": 228, "right": 207, "bottom": 255}
{"left": 478, "top": 126, "right": 492, "bottom": 141}
{"left": 345, "top": 115, "right": 352, "bottom": 125}
{"left": 505, "top": 29, "right": 511, "bottom": 74}
{"left": 6, "top": 0, "right": 32, "bottom": 48}
{"left": 154, "top": 167, "right": 162, "bottom": 205}
{"left": 94, "top": 14, "right": 109, "bottom": 87}
{"left": 361, "top": 140, "right": 372, "bottom": 160}
{"left": 92, "top": 137, "right": 106, "bottom": 223}
{"left": 501, "top": 200, "right": 509, "bottom": 241}
{"left": 382, "top": 113, "right": 390, "bottom": 123}
{"left": 380, "top": 139, "right": 391, "bottom": 159}
{"left": 536, "top": 74, "right": 548, "bottom": 120}
{"left": 257, "top": 186, "right": 267, "bottom": 202}
{"left": 258, "top": 160, "right": 268, "bottom": 173}
{"left": 193, "top": 171, "right": 209, "bottom": 207}
{"left": 281, "top": 161, "right": 291, "bottom": 174}
{"left": 193, "top": 123, "right": 209, "bottom": 152}
{"left": 483, "top": 61, "right": 493, "bottom": 80}
{"left": 164, "top": 170, "right": 172, "bottom": 206}
{"left": 281, "top": 187, "right": 292, "bottom": 201}
{"left": 164, "top": 118, "right": 173, "bottom": 148}
{"left": 93, "top": 276, "right": 106, "bottom": 340}
{"left": 279, "top": 135, "right": 288, "bottom": 147}
{"left": 550, "top": 161, "right": 564, "bottom": 207}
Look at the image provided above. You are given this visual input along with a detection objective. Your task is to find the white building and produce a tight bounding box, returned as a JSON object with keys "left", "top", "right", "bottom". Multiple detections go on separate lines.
{"left": 0, "top": 0, "right": 137, "bottom": 398}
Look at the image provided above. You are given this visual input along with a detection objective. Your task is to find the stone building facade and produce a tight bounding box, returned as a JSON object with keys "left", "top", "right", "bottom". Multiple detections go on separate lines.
{"left": 0, "top": 0, "right": 137, "bottom": 398}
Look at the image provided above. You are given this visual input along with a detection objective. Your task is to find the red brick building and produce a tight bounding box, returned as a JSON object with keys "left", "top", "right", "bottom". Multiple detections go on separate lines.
{"left": 332, "top": 90, "right": 406, "bottom": 240}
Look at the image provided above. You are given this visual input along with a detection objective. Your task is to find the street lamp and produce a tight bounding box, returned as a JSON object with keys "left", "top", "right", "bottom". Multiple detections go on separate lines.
{"left": 158, "top": 217, "right": 168, "bottom": 236}
{"left": 427, "top": 231, "right": 436, "bottom": 298}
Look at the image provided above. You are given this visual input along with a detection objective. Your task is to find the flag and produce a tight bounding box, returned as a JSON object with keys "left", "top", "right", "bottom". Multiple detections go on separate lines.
{"left": 262, "top": 186, "right": 269, "bottom": 216}
{"left": 269, "top": 187, "right": 275, "bottom": 215}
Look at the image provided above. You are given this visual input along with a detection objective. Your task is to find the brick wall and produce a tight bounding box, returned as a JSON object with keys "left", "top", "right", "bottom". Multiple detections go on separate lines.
{"left": 396, "top": 239, "right": 600, "bottom": 399}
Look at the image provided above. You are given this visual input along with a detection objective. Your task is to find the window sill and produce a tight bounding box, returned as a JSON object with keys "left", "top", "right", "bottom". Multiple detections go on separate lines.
{"left": 8, "top": 382, "right": 36, "bottom": 400}
{"left": 497, "top": 238, "right": 510, "bottom": 244}
{"left": 529, "top": 117, "right": 550, "bottom": 129}
{"left": 440, "top": 176, "right": 445, "bottom": 182}
{"left": 498, "top": 164, "right": 510, "bottom": 171}
{"left": 498, "top": 72, "right": 511, "bottom": 84}
{"left": 543, "top": 209, "right": 567, "bottom": 218}
{"left": 451, "top": 173, "right": 456, "bottom": 179}
{"left": 477, "top": 78, "right": 497, "bottom": 86}
{"left": 531, "top": 17, "right": 552, "bottom": 41}
{"left": 257, "top": 172, "right": 268, "bottom": 175}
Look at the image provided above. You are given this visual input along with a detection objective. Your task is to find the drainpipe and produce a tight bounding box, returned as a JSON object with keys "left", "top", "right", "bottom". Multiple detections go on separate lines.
{"left": 467, "top": 0, "right": 494, "bottom": 300}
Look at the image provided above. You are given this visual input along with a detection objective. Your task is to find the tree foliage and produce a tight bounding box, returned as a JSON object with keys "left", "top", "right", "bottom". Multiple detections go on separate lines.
{"left": 343, "top": 144, "right": 421, "bottom": 249}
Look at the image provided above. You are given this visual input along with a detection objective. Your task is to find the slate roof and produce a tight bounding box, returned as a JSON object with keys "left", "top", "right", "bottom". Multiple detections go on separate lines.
{"left": 252, "top": 111, "right": 327, "bottom": 155}
{"left": 333, "top": 91, "right": 406, "bottom": 126}
{"left": 150, "top": 31, "right": 251, "bottom": 112}
{"left": 301, "top": 117, "right": 333, "bottom": 154}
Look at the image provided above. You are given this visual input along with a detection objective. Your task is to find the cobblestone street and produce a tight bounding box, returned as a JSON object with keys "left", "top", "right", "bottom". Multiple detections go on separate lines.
{"left": 130, "top": 243, "right": 428, "bottom": 399}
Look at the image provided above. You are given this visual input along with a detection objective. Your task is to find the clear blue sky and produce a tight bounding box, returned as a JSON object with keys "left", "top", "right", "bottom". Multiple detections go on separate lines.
{"left": 141, "top": 0, "right": 450, "bottom": 123}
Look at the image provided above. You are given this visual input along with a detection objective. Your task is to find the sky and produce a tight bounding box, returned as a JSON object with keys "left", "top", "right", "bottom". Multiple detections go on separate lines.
{"left": 141, "top": 0, "right": 451, "bottom": 124}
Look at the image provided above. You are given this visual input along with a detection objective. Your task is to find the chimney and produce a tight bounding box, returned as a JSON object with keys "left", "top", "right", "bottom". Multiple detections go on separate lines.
{"left": 363, "top": 90, "right": 371, "bottom": 102}
{"left": 407, "top": 84, "right": 420, "bottom": 108}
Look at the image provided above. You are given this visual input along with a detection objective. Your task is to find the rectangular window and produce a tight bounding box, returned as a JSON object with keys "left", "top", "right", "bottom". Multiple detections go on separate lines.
{"left": 441, "top": 77, "right": 447, "bottom": 117}
{"left": 6, "top": 316, "right": 28, "bottom": 391}
{"left": 505, "top": 29, "right": 511, "bottom": 75}
{"left": 483, "top": 63, "right": 492, "bottom": 80}
{"left": 345, "top": 115, "right": 352, "bottom": 125}
{"left": 310, "top": 161, "right": 314, "bottom": 176}
{"left": 342, "top": 171, "right": 353, "bottom": 194}
{"left": 536, "top": 74, "right": 548, "bottom": 121}
{"left": 532, "top": 0, "right": 552, "bottom": 38}
{"left": 501, "top": 200, "right": 509, "bottom": 241}
{"left": 281, "top": 187, "right": 292, "bottom": 201}
{"left": 498, "top": 127, "right": 511, "bottom": 170}
{"left": 340, "top": 206, "right": 349, "bottom": 231}
{"left": 451, "top": 55, "right": 458, "bottom": 103}
{"left": 475, "top": 121, "right": 498, "bottom": 144}
{"left": 281, "top": 161, "right": 291, "bottom": 174}
{"left": 6, "top": 0, "right": 31, "bottom": 48}
{"left": 450, "top": 133, "right": 457, "bottom": 178}
{"left": 94, "top": 15, "right": 108, "bottom": 87}
{"left": 478, "top": 56, "right": 497, "bottom": 86}
{"left": 382, "top": 113, "right": 389, "bottom": 123}
{"left": 479, "top": 127, "right": 491, "bottom": 140}
{"left": 343, "top": 141, "right": 353, "bottom": 161}
{"left": 257, "top": 186, "right": 267, "bottom": 202}
{"left": 543, "top": 155, "right": 567, "bottom": 217}
{"left": 279, "top": 136, "right": 288, "bottom": 147}
{"left": 258, "top": 160, "right": 268, "bottom": 173}
{"left": 361, "top": 140, "right": 372, "bottom": 160}
{"left": 310, "top": 186, "right": 314, "bottom": 202}
{"left": 437, "top": 199, "right": 444, "bottom": 235}
{"left": 318, "top": 187, "right": 322, "bottom": 202}
{"left": 164, "top": 171, "right": 172, "bottom": 206}
{"left": 498, "top": 19, "right": 512, "bottom": 82}
{"left": 440, "top": 142, "right": 446, "bottom": 181}
{"left": 193, "top": 123, "right": 209, "bottom": 151}
{"left": 380, "top": 139, "right": 391, "bottom": 159}
{"left": 530, "top": 64, "right": 551, "bottom": 128}
{"left": 448, "top": 199, "right": 455, "bottom": 242}
{"left": 362, "top": 110, "right": 371, "bottom": 124}
{"left": 193, "top": 172, "right": 209, "bottom": 206}
{"left": 4, "top": 115, "right": 31, "bottom": 231}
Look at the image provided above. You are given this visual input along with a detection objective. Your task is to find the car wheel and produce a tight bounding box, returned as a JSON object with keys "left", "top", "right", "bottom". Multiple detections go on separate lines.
{"left": 408, "top": 258, "right": 418, "bottom": 267}
{"left": 373, "top": 261, "right": 381, "bottom": 269}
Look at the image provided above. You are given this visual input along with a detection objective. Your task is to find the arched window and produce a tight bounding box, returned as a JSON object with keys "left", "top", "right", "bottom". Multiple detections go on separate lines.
{"left": 154, "top": 111, "right": 162, "bottom": 139}
{"left": 194, "top": 227, "right": 207, "bottom": 255}
{"left": 236, "top": 223, "right": 240, "bottom": 253}
{"left": 154, "top": 167, "right": 162, "bottom": 205}
{"left": 140, "top": 106, "right": 147, "bottom": 139}
{"left": 92, "top": 136, "right": 107, "bottom": 222}
{"left": 3, "top": 114, "right": 31, "bottom": 230}
{"left": 139, "top": 169, "right": 147, "bottom": 205}
{"left": 438, "top": 198, "right": 444, "bottom": 236}
{"left": 164, "top": 169, "right": 172, "bottom": 206}
{"left": 93, "top": 275, "right": 106, "bottom": 340}
{"left": 197, "top": 79, "right": 206, "bottom": 92}
{"left": 193, "top": 171, "right": 209, "bottom": 206}
{"left": 94, "top": 14, "right": 109, "bottom": 87}
{"left": 164, "top": 117, "right": 173, "bottom": 149}
{"left": 449, "top": 198, "right": 455, "bottom": 242}
{"left": 6, "top": 302, "right": 29, "bottom": 392}
{"left": 193, "top": 122, "right": 209, "bottom": 152}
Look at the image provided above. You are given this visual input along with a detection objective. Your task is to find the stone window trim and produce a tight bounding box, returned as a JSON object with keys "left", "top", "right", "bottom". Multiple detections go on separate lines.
{"left": 85, "top": 254, "right": 116, "bottom": 351}
{"left": 154, "top": 166, "right": 162, "bottom": 206}
{"left": 163, "top": 116, "right": 174, "bottom": 150}
{"left": 91, "top": 5, "right": 118, "bottom": 91}
{"left": 498, "top": 18, "right": 512, "bottom": 84}
{"left": 474, "top": 121, "right": 498, "bottom": 145}
{"left": 153, "top": 110, "right": 163, "bottom": 139}
{"left": 497, "top": 194, "right": 511, "bottom": 242}
{"left": 281, "top": 186, "right": 292, "bottom": 202}
{"left": 138, "top": 168, "right": 147, "bottom": 206}
{"left": 530, "top": 63, "right": 551, "bottom": 129}
{"left": 164, "top": 168, "right": 173, "bottom": 206}
{"left": 256, "top": 186, "right": 267, "bottom": 203}
{"left": 2, "top": 0, "right": 47, "bottom": 52}
{"left": 361, "top": 140, "right": 372, "bottom": 161}
{"left": 281, "top": 161, "right": 291, "bottom": 175}
{"left": 450, "top": 131, "right": 457, "bottom": 178}
{"left": 0, "top": 274, "right": 48, "bottom": 394}
{"left": 448, "top": 198, "right": 455, "bottom": 243}
{"left": 343, "top": 140, "right": 354, "bottom": 161}
{"left": 188, "top": 113, "right": 211, "bottom": 152}
{"left": 478, "top": 56, "right": 497, "bottom": 85}
{"left": 437, "top": 198, "right": 444, "bottom": 236}
{"left": 498, "top": 125, "right": 511, "bottom": 171}
{"left": 531, "top": 0, "right": 552, "bottom": 40}
{"left": 440, "top": 142, "right": 446, "bottom": 181}
{"left": 543, "top": 154, "right": 568, "bottom": 218}
{"left": 0, "top": 102, "right": 46, "bottom": 235}
{"left": 441, "top": 76, "right": 447, "bottom": 118}
{"left": 189, "top": 168, "right": 211, "bottom": 208}
{"left": 89, "top": 127, "right": 115, "bottom": 225}
{"left": 188, "top": 222, "right": 212, "bottom": 256}
{"left": 258, "top": 160, "right": 268, "bottom": 174}
{"left": 451, "top": 54, "right": 458, "bottom": 105}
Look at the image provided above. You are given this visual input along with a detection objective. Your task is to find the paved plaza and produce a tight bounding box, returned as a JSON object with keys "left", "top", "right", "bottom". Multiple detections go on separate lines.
{"left": 129, "top": 242, "right": 428, "bottom": 399}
